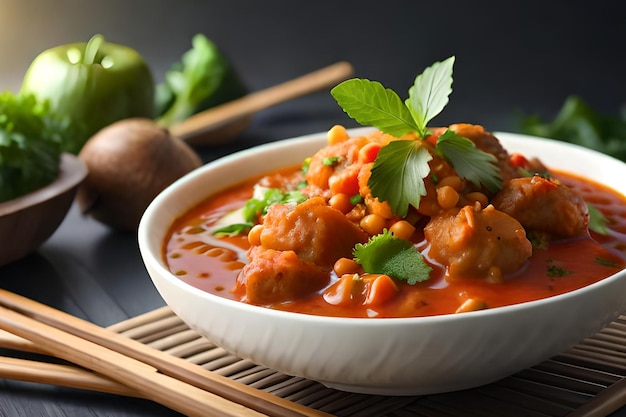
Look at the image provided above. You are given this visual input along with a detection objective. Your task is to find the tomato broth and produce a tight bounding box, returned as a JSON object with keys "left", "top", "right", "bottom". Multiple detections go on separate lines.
{"left": 164, "top": 165, "right": 626, "bottom": 319}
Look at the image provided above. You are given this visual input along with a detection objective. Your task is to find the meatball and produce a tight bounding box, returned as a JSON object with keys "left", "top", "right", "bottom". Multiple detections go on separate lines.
{"left": 492, "top": 175, "right": 589, "bottom": 238}
{"left": 238, "top": 247, "right": 329, "bottom": 305}
{"left": 257, "top": 196, "right": 368, "bottom": 268}
{"left": 238, "top": 197, "right": 369, "bottom": 304}
{"left": 424, "top": 204, "right": 532, "bottom": 282}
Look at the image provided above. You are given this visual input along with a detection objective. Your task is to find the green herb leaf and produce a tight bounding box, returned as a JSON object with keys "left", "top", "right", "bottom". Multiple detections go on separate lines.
{"left": 349, "top": 194, "right": 363, "bottom": 205}
{"left": 212, "top": 222, "right": 254, "bottom": 236}
{"left": 331, "top": 78, "right": 419, "bottom": 137}
{"left": 435, "top": 129, "right": 502, "bottom": 192}
{"left": 519, "top": 95, "right": 626, "bottom": 161}
{"left": 0, "top": 91, "right": 62, "bottom": 202}
{"left": 353, "top": 230, "right": 432, "bottom": 284}
{"left": 596, "top": 256, "right": 621, "bottom": 268}
{"left": 155, "top": 34, "right": 247, "bottom": 127}
{"left": 587, "top": 202, "right": 609, "bottom": 235}
{"left": 242, "top": 188, "right": 307, "bottom": 223}
{"left": 322, "top": 156, "right": 341, "bottom": 166}
{"left": 406, "top": 56, "right": 455, "bottom": 137}
{"left": 368, "top": 140, "right": 432, "bottom": 217}
{"left": 217, "top": 188, "right": 308, "bottom": 236}
{"left": 546, "top": 259, "right": 572, "bottom": 277}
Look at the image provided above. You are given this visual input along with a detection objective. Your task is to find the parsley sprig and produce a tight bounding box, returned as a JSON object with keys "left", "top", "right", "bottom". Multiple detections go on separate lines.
{"left": 331, "top": 56, "right": 502, "bottom": 217}
{"left": 353, "top": 229, "right": 432, "bottom": 284}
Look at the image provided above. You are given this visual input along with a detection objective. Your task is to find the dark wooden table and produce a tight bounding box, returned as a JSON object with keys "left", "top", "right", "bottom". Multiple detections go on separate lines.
{"left": 1, "top": 1, "right": 625, "bottom": 415}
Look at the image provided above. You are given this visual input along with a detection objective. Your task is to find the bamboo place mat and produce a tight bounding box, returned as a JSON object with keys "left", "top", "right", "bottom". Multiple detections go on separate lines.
{"left": 107, "top": 306, "right": 626, "bottom": 417}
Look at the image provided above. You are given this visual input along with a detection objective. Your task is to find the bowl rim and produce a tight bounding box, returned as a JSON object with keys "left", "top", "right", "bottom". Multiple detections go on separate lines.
{"left": 0, "top": 152, "right": 88, "bottom": 216}
{"left": 139, "top": 128, "right": 626, "bottom": 326}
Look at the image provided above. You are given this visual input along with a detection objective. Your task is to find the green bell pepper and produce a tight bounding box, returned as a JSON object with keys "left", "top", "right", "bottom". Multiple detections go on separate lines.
{"left": 20, "top": 34, "right": 154, "bottom": 153}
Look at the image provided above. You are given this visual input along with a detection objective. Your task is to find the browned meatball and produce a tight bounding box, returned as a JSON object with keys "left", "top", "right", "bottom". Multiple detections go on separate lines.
{"left": 258, "top": 196, "right": 368, "bottom": 269}
{"left": 238, "top": 196, "right": 369, "bottom": 304}
{"left": 238, "top": 247, "right": 329, "bottom": 305}
{"left": 424, "top": 204, "right": 532, "bottom": 282}
{"left": 492, "top": 175, "right": 589, "bottom": 238}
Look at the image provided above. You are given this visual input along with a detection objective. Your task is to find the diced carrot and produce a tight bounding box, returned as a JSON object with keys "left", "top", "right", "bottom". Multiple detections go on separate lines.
{"left": 365, "top": 274, "right": 398, "bottom": 306}
{"left": 323, "top": 274, "right": 362, "bottom": 306}
{"left": 509, "top": 153, "right": 528, "bottom": 168}
{"left": 357, "top": 142, "right": 382, "bottom": 164}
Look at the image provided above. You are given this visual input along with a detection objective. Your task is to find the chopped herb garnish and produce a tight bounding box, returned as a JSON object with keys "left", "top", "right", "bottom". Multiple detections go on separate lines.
{"left": 587, "top": 203, "right": 610, "bottom": 235}
{"left": 213, "top": 188, "right": 308, "bottom": 236}
{"left": 323, "top": 156, "right": 341, "bottom": 166}
{"left": 349, "top": 193, "right": 363, "bottom": 205}
{"left": 212, "top": 223, "right": 254, "bottom": 236}
{"left": 595, "top": 257, "right": 621, "bottom": 268}
{"left": 353, "top": 229, "right": 432, "bottom": 284}
{"left": 301, "top": 157, "right": 311, "bottom": 175}
{"left": 331, "top": 56, "right": 501, "bottom": 217}
{"left": 546, "top": 259, "right": 572, "bottom": 277}
{"left": 527, "top": 231, "right": 550, "bottom": 249}
{"left": 242, "top": 188, "right": 307, "bottom": 222}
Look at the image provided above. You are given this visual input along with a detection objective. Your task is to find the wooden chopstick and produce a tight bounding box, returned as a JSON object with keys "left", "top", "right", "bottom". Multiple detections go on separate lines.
{"left": 169, "top": 61, "right": 354, "bottom": 141}
{"left": 0, "top": 289, "right": 330, "bottom": 417}
{"left": 0, "top": 304, "right": 265, "bottom": 417}
{"left": 0, "top": 356, "right": 145, "bottom": 398}
{"left": 0, "top": 329, "right": 148, "bottom": 398}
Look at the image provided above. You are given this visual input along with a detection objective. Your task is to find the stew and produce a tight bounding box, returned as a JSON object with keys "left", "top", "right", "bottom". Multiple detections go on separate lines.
{"left": 163, "top": 124, "right": 626, "bottom": 318}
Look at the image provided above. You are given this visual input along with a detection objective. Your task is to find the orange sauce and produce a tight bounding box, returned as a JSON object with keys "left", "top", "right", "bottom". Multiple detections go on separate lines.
{"left": 164, "top": 167, "right": 626, "bottom": 318}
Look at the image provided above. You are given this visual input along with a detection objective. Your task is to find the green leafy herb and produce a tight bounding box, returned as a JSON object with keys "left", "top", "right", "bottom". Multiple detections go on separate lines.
{"left": 331, "top": 56, "right": 501, "bottom": 216}
{"left": 435, "top": 130, "right": 502, "bottom": 192}
{"left": 596, "top": 257, "right": 621, "bottom": 268}
{"left": 330, "top": 78, "right": 418, "bottom": 137}
{"left": 520, "top": 95, "right": 626, "bottom": 161}
{"left": 527, "top": 231, "right": 550, "bottom": 250}
{"left": 406, "top": 56, "right": 455, "bottom": 137}
{"left": 212, "top": 222, "right": 254, "bottom": 236}
{"left": 323, "top": 156, "right": 341, "bottom": 166}
{"left": 0, "top": 91, "right": 62, "bottom": 202}
{"left": 349, "top": 194, "right": 363, "bottom": 205}
{"left": 353, "top": 229, "right": 432, "bottom": 284}
{"left": 213, "top": 188, "right": 308, "bottom": 236}
{"left": 242, "top": 188, "right": 307, "bottom": 222}
{"left": 546, "top": 259, "right": 572, "bottom": 277}
{"left": 155, "top": 34, "right": 247, "bottom": 127}
{"left": 301, "top": 158, "right": 311, "bottom": 175}
{"left": 587, "top": 203, "right": 609, "bottom": 235}
{"left": 368, "top": 140, "right": 432, "bottom": 217}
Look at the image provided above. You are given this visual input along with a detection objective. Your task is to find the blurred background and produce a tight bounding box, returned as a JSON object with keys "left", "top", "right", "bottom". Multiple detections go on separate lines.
{"left": 2, "top": 0, "right": 625, "bottom": 139}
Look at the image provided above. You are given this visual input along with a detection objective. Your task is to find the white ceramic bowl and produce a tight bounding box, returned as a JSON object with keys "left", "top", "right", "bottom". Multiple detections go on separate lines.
{"left": 139, "top": 128, "right": 626, "bottom": 395}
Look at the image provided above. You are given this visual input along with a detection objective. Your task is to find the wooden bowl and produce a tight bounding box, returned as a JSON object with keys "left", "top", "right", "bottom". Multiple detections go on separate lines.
{"left": 0, "top": 153, "right": 87, "bottom": 267}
